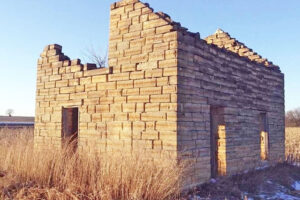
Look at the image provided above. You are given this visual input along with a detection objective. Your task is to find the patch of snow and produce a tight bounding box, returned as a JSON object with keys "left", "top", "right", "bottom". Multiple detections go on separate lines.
{"left": 293, "top": 181, "right": 300, "bottom": 191}
{"left": 210, "top": 178, "right": 216, "bottom": 183}
{"left": 242, "top": 193, "right": 254, "bottom": 200}
{"left": 273, "top": 192, "right": 300, "bottom": 200}
{"left": 255, "top": 162, "right": 270, "bottom": 170}
{"left": 258, "top": 192, "right": 300, "bottom": 200}
{"left": 188, "top": 195, "right": 206, "bottom": 200}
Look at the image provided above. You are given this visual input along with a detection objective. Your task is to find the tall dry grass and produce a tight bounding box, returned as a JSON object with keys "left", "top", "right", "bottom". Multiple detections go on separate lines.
{"left": 285, "top": 127, "right": 300, "bottom": 164}
{"left": 286, "top": 143, "right": 300, "bottom": 164}
{"left": 0, "top": 128, "right": 184, "bottom": 200}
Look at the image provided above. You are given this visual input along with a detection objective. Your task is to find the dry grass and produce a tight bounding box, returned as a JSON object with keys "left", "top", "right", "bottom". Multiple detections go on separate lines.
{"left": 1, "top": 127, "right": 299, "bottom": 199}
{"left": 285, "top": 127, "right": 300, "bottom": 164}
{"left": 286, "top": 143, "right": 300, "bottom": 164}
{"left": 0, "top": 128, "right": 184, "bottom": 200}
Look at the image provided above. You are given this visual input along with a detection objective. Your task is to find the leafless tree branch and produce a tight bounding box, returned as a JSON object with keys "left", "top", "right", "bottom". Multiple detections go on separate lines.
{"left": 6, "top": 109, "right": 14, "bottom": 117}
{"left": 286, "top": 107, "right": 300, "bottom": 127}
{"left": 83, "top": 45, "right": 107, "bottom": 68}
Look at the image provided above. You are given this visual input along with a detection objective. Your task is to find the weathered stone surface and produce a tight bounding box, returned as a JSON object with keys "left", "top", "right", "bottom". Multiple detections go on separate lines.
{"left": 34, "top": 0, "right": 284, "bottom": 188}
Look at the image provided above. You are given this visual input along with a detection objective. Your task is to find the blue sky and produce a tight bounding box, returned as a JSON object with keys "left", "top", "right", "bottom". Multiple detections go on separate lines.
{"left": 0, "top": 0, "right": 299, "bottom": 116}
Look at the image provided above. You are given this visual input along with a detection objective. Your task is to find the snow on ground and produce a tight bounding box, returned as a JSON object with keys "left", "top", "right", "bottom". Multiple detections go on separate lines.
{"left": 293, "top": 181, "right": 300, "bottom": 191}
{"left": 259, "top": 192, "right": 300, "bottom": 200}
{"left": 184, "top": 163, "right": 300, "bottom": 200}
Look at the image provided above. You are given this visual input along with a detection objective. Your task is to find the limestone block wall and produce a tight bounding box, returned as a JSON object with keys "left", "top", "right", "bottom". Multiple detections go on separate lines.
{"left": 176, "top": 30, "right": 285, "bottom": 185}
{"left": 34, "top": 0, "right": 179, "bottom": 156}
{"left": 108, "top": 0, "right": 179, "bottom": 153}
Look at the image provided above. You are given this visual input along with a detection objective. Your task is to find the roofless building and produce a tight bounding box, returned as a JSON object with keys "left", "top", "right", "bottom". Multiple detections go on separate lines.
{"left": 34, "top": 0, "right": 285, "bottom": 186}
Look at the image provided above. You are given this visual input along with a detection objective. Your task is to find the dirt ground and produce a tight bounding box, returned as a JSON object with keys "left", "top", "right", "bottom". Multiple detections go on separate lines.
{"left": 183, "top": 163, "right": 300, "bottom": 200}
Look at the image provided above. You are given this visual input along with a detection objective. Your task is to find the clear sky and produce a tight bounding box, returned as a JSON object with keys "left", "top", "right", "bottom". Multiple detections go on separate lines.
{"left": 0, "top": 0, "right": 299, "bottom": 116}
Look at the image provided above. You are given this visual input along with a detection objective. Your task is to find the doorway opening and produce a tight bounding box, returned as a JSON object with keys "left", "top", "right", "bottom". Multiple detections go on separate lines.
{"left": 210, "top": 106, "right": 226, "bottom": 178}
{"left": 259, "top": 113, "right": 269, "bottom": 160}
{"left": 62, "top": 107, "right": 78, "bottom": 151}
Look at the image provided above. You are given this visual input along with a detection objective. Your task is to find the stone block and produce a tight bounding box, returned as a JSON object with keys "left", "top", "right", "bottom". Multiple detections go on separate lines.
{"left": 141, "top": 112, "right": 166, "bottom": 121}
{"left": 97, "top": 82, "right": 116, "bottom": 90}
{"left": 140, "top": 87, "right": 162, "bottom": 95}
{"left": 108, "top": 72, "right": 130, "bottom": 81}
{"left": 102, "top": 113, "right": 114, "bottom": 122}
{"left": 45, "top": 81, "right": 55, "bottom": 89}
{"left": 88, "top": 91, "right": 105, "bottom": 98}
{"left": 128, "top": 95, "right": 149, "bottom": 103}
{"left": 129, "top": 113, "right": 141, "bottom": 121}
{"left": 143, "top": 19, "right": 169, "bottom": 29}
{"left": 60, "top": 86, "right": 75, "bottom": 94}
{"left": 84, "top": 98, "right": 99, "bottom": 105}
{"left": 70, "top": 92, "right": 87, "bottom": 100}
{"left": 114, "top": 96, "right": 126, "bottom": 103}
{"left": 145, "top": 68, "right": 162, "bottom": 78}
{"left": 110, "top": 104, "right": 122, "bottom": 112}
{"left": 130, "top": 71, "right": 145, "bottom": 80}
{"left": 80, "top": 113, "right": 91, "bottom": 123}
{"left": 49, "top": 74, "right": 61, "bottom": 82}
{"left": 163, "top": 85, "right": 177, "bottom": 94}
{"left": 80, "top": 77, "right": 92, "bottom": 85}
{"left": 121, "top": 64, "right": 136, "bottom": 72}
{"left": 134, "top": 78, "right": 156, "bottom": 88}
{"left": 100, "top": 96, "right": 114, "bottom": 104}
{"left": 137, "top": 61, "right": 158, "bottom": 70}
{"left": 149, "top": 51, "right": 165, "bottom": 61}
{"left": 131, "top": 53, "right": 148, "bottom": 63}
{"left": 92, "top": 114, "right": 102, "bottom": 122}
{"left": 68, "top": 78, "right": 79, "bottom": 86}
{"left": 156, "top": 121, "right": 177, "bottom": 131}
{"left": 122, "top": 88, "right": 140, "bottom": 96}
{"left": 70, "top": 65, "right": 82, "bottom": 72}
{"left": 159, "top": 59, "right": 177, "bottom": 68}
{"left": 92, "top": 75, "right": 107, "bottom": 83}
{"left": 145, "top": 103, "right": 160, "bottom": 112}
{"left": 122, "top": 103, "right": 136, "bottom": 112}
{"left": 150, "top": 94, "right": 170, "bottom": 103}
{"left": 133, "top": 121, "right": 145, "bottom": 132}
{"left": 142, "top": 130, "right": 159, "bottom": 140}
{"left": 156, "top": 77, "right": 169, "bottom": 86}
{"left": 117, "top": 80, "right": 134, "bottom": 89}
{"left": 96, "top": 105, "right": 110, "bottom": 113}
{"left": 62, "top": 73, "right": 74, "bottom": 80}
{"left": 85, "top": 83, "right": 97, "bottom": 92}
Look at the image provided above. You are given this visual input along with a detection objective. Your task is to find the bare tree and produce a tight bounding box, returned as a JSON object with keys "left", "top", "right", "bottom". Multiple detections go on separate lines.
{"left": 6, "top": 109, "right": 14, "bottom": 117}
{"left": 83, "top": 46, "right": 107, "bottom": 68}
{"left": 286, "top": 108, "right": 300, "bottom": 127}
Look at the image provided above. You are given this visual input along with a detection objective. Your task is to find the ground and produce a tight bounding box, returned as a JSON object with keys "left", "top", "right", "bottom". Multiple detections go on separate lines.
{"left": 183, "top": 163, "right": 300, "bottom": 200}
{"left": 1, "top": 163, "right": 300, "bottom": 200}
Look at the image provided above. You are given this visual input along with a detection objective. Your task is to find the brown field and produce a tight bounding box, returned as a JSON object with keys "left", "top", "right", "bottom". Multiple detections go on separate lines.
{"left": 0, "top": 127, "right": 299, "bottom": 200}
{"left": 0, "top": 128, "right": 184, "bottom": 200}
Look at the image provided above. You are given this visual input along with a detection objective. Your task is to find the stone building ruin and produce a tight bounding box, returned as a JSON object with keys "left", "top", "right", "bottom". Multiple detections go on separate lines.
{"left": 34, "top": 0, "right": 285, "bottom": 186}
